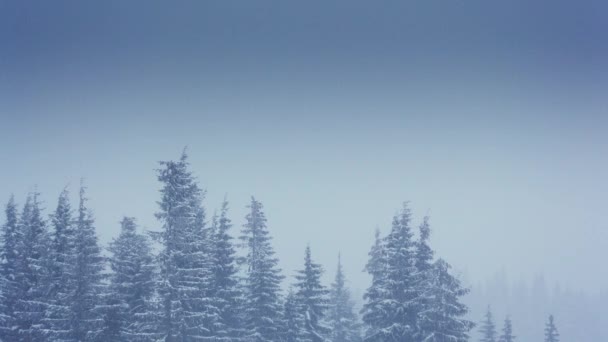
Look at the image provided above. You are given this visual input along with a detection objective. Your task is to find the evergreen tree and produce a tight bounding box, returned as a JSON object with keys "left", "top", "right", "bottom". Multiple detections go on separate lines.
{"left": 361, "top": 228, "right": 386, "bottom": 340}
{"left": 415, "top": 217, "right": 474, "bottom": 342}
{"left": 153, "top": 151, "right": 218, "bottom": 341}
{"left": 212, "top": 198, "right": 242, "bottom": 339}
{"left": 499, "top": 316, "right": 515, "bottom": 342}
{"left": 364, "top": 204, "right": 418, "bottom": 342}
{"left": 544, "top": 315, "right": 559, "bottom": 342}
{"left": 479, "top": 307, "right": 497, "bottom": 342}
{"left": 328, "top": 254, "right": 361, "bottom": 342}
{"left": 0, "top": 195, "right": 21, "bottom": 340}
{"left": 42, "top": 189, "right": 76, "bottom": 341}
{"left": 99, "top": 217, "right": 156, "bottom": 341}
{"left": 70, "top": 185, "right": 105, "bottom": 341}
{"left": 14, "top": 192, "right": 49, "bottom": 341}
{"left": 293, "top": 245, "right": 330, "bottom": 342}
{"left": 239, "top": 197, "right": 284, "bottom": 341}
{"left": 282, "top": 289, "right": 305, "bottom": 342}
{"left": 417, "top": 259, "right": 474, "bottom": 342}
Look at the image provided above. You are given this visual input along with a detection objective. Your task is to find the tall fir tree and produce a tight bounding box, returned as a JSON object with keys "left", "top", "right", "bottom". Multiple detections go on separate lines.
{"left": 153, "top": 151, "right": 218, "bottom": 341}
{"left": 415, "top": 217, "right": 474, "bottom": 342}
{"left": 42, "top": 189, "right": 76, "bottom": 341}
{"left": 361, "top": 228, "right": 386, "bottom": 340}
{"left": 70, "top": 185, "right": 105, "bottom": 341}
{"left": 212, "top": 198, "right": 243, "bottom": 339}
{"left": 365, "top": 204, "right": 418, "bottom": 342}
{"left": 328, "top": 254, "right": 361, "bottom": 342}
{"left": 544, "top": 315, "right": 559, "bottom": 342}
{"left": 239, "top": 197, "right": 284, "bottom": 341}
{"left": 413, "top": 216, "right": 434, "bottom": 341}
{"left": 98, "top": 217, "right": 156, "bottom": 341}
{"left": 293, "top": 245, "right": 330, "bottom": 342}
{"left": 499, "top": 316, "right": 515, "bottom": 342}
{"left": 0, "top": 195, "right": 21, "bottom": 340}
{"left": 14, "top": 192, "right": 49, "bottom": 341}
{"left": 479, "top": 307, "right": 497, "bottom": 342}
{"left": 417, "top": 259, "right": 474, "bottom": 342}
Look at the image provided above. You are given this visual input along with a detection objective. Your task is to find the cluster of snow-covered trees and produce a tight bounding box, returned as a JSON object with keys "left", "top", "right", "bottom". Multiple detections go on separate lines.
{"left": 477, "top": 306, "right": 560, "bottom": 342}
{"left": 0, "top": 151, "right": 475, "bottom": 341}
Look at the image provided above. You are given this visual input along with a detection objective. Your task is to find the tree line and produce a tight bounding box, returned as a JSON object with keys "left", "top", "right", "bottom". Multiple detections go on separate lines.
{"left": 0, "top": 150, "right": 552, "bottom": 341}
{"left": 477, "top": 306, "right": 560, "bottom": 342}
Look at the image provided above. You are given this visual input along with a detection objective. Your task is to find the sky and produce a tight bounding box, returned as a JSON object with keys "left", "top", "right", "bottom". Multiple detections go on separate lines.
{"left": 1, "top": 0, "right": 607, "bottom": 297}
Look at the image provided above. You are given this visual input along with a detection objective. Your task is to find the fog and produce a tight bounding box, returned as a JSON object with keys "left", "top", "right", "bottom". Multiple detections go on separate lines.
{"left": 1, "top": 1, "right": 607, "bottom": 340}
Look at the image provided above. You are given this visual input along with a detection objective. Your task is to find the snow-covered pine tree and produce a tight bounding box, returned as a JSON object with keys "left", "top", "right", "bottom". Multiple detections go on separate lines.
{"left": 479, "top": 307, "right": 497, "bottom": 342}
{"left": 361, "top": 228, "right": 386, "bottom": 340}
{"left": 293, "top": 245, "right": 330, "bottom": 342}
{"left": 239, "top": 197, "right": 284, "bottom": 341}
{"left": 415, "top": 217, "right": 474, "bottom": 342}
{"left": 70, "top": 184, "right": 105, "bottom": 341}
{"left": 98, "top": 217, "right": 156, "bottom": 341}
{"left": 499, "top": 316, "right": 515, "bottom": 342}
{"left": 417, "top": 259, "right": 474, "bottom": 342}
{"left": 544, "top": 315, "right": 559, "bottom": 342}
{"left": 412, "top": 216, "right": 434, "bottom": 341}
{"left": 282, "top": 288, "right": 305, "bottom": 342}
{"left": 328, "top": 254, "right": 361, "bottom": 342}
{"left": 0, "top": 195, "right": 21, "bottom": 340}
{"left": 41, "top": 189, "right": 76, "bottom": 341}
{"left": 212, "top": 198, "right": 243, "bottom": 339}
{"left": 14, "top": 192, "right": 50, "bottom": 341}
{"left": 364, "top": 203, "right": 418, "bottom": 342}
{"left": 153, "top": 151, "right": 218, "bottom": 341}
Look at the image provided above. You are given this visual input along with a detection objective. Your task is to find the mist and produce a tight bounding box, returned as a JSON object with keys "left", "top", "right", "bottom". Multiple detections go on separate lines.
{"left": 1, "top": 1, "right": 607, "bottom": 340}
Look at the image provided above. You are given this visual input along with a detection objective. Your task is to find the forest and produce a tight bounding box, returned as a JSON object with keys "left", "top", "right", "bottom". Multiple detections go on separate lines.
{"left": 0, "top": 151, "right": 560, "bottom": 342}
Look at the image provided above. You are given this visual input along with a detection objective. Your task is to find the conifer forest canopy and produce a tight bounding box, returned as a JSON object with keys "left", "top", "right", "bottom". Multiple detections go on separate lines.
{"left": 1, "top": 0, "right": 607, "bottom": 340}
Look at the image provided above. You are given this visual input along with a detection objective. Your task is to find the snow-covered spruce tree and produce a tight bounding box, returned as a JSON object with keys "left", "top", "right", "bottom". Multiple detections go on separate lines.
{"left": 479, "top": 307, "right": 497, "bottom": 342}
{"left": 14, "top": 192, "right": 50, "bottom": 341}
{"left": 498, "top": 316, "right": 515, "bottom": 342}
{"left": 418, "top": 259, "right": 474, "bottom": 342}
{"left": 153, "top": 151, "right": 218, "bottom": 341}
{"left": 282, "top": 288, "right": 305, "bottom": 342}
{"left": 293, "top": 245, "right": 330, "bottom": 342}
{"left": 41, "top": 189, "right": 76, "bottom": 341}
{"left": 416, "top": 217, "right": 474, "bottom": 342}
{"left": 69, "top": 185, "right": 105, "bottom": 341}
{"left": 212, "top": 198, "right": 243, "bottom": 339}
{"left": 544, "top": 315, "right": 559, "bottom": 342}
{"left": 239, "top": 197, "right": 284, "bottom": 341}
{"left": 0, "top": 195, "right": 21, "bottom": 340}
{"left": 98, "top": 217, "right": 156, "bottom": 341}
{"left": 328, "top": 254, "right": 361, "bottom": 342}
{"left": 363, "top": 204, "right": 418, "bottom": 342}
{"left": 412, "top": 216, "right": 434, "bottom": 341}
{"left": 361, "top": 228, "right": 386, "bottom": 340}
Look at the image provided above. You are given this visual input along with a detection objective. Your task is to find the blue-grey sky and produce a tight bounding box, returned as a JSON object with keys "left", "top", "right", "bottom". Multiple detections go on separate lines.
{"left": 1, "top": 0, "right": 607, "bottom": 297}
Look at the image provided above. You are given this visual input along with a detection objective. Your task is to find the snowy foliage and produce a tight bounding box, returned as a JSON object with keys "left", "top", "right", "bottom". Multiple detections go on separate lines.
{"left": 0, "top": 151, "right": 487, "bottom": 342}
{"left": 293, "top": 245, "right": 330, "bottom": 342}
{"left": 362, "top": 204, "right": 473, "bottom": 342}
{"left": 240, "top": 197, "right": 284, "bottom": 341}
{"left": 153, "top": 151, "right": 219, "bottom": 340}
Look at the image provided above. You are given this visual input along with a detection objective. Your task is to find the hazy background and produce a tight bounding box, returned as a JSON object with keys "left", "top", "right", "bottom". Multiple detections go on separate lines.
{"left": 1, "top": 0, "right": 607, "bottom": 339}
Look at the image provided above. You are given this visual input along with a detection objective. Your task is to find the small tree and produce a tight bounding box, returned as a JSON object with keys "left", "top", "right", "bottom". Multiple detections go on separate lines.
{"left": 479, "top": 307, "right": 497, "bottom": 342}
{"left": 328, "top": 254, "right": 361, "bottom": 342}
{"left": 294, "top": 245, "right": 330, "bottom": 342}
{"left": 544, "top": 315, "right": 559, "bottom": 342}
{"left": 499, "top": 316, "right": 515, "bottom": 342}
